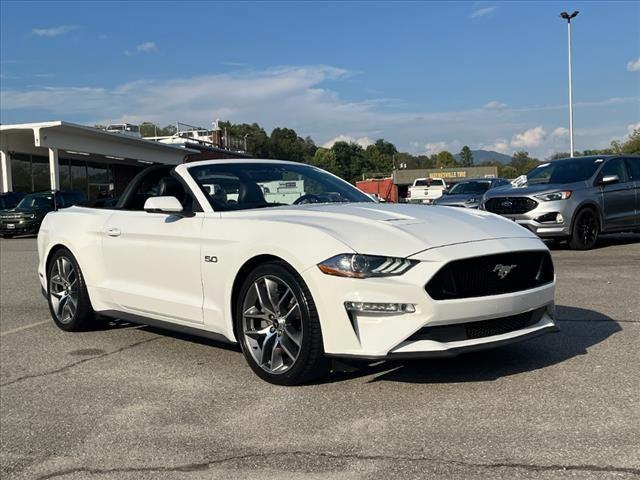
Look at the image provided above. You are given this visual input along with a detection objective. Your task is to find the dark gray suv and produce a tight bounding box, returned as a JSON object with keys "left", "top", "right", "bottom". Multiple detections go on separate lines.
{"left": 480, "top": 155, "right": 639, "bottom": 250}
{"left": 433, "top": 178, "right": 511, "bottom": 208}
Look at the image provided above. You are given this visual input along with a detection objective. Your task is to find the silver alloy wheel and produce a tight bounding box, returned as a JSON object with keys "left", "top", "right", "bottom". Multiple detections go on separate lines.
{"left": 49, "top": 256, "right": 79, "bottom": 324}
{"left": 242, "top": 275, "right": 303, "bottom": 374}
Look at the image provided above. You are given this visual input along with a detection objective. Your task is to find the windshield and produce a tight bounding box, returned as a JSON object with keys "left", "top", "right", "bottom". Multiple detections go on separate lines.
{"left": 16, "top": 194, "right": 54, "bottom": 210}
{"left": 188, "top": 162, "right": 373, "bottom": 211}
{"left": 448, "top": 181, "right": 492, "bottom": 195}
{"left": 526, "top": 158, "right": 603, "bottom": 185}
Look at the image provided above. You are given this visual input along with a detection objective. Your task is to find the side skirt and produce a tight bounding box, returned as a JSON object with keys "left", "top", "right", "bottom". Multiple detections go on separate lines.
{"left": 99, "top": 309, "right": 236, "bottom": 345}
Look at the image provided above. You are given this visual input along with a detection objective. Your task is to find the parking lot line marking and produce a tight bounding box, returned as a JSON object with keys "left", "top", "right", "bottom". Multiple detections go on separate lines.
{"left": 0, "top": 320, "right": 49, "bottom": 337}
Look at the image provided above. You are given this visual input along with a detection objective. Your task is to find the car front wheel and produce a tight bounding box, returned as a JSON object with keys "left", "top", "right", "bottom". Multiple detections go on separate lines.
{"left": 235, "top": 262, "right": 327, "bottom": 385}
{"left": 569, "top": 208, "right": 599, "bottom": 250}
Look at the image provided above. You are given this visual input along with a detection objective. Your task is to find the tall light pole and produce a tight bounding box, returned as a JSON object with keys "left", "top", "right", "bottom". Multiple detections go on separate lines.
{"left": 560, "top": 10, "right": 579, "bottom": 157}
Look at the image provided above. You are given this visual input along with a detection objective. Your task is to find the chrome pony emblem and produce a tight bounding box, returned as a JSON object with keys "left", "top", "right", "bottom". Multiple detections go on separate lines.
{"left": 493, "top": 264, "right": 517, "bottom": 279}
{"left": 500, "top": 200, "right": 513, "bottom": 208}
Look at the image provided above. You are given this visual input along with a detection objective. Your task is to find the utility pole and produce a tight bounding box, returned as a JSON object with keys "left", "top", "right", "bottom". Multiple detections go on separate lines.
{"left": 560, "top": 11, "right": 579, "bottom": 157}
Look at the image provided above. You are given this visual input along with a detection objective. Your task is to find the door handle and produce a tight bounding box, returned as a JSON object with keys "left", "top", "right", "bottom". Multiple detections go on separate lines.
{"left": 106, "top": 227, "right": 121, "bottom": 237}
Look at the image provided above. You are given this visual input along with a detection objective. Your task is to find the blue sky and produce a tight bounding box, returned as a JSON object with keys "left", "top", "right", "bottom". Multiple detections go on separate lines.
{"left": 1, "top": 1, "right": 638, "bottom": 158}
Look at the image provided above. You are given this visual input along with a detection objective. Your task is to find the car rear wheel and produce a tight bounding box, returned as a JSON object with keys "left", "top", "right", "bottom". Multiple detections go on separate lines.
{"left": 569, "top": 208, "right": 599, "bottom": 250}
{"left": 235, "top": 262, "right": 327, "bottom": 385}
{"left": 47, "top": 248, "right": 96, "bottom": 331}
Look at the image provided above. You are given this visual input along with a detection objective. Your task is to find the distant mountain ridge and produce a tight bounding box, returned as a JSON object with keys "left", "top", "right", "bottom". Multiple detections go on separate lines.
{"left": 454, "top": 149, "right": 512, "bottom": 165}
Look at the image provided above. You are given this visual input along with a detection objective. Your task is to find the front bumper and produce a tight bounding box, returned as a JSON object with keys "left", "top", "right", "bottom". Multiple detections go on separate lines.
{"left": 302, "top": 237, "right": 556, "bottom": 358}
{"left": 327, "top": 319, "right": 558, "bottom": 360}
{"left": 0, "top": 220, "right": 38, "bottom": 235}
{"left": 482, "top": 198, "right": 575, "bottom": 238}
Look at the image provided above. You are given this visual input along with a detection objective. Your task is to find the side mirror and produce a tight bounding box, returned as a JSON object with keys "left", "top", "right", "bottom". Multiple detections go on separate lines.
{"left": 144, "top": 196, "right": 184, "bottom": 215}
{"left": 599, "top": 174, "right": 619, "bottom": 186}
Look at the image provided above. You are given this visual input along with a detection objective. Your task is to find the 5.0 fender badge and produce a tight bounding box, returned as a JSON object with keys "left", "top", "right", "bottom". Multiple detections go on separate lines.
{"left": 204, "top": 256, "right": 218, "bottom": 263}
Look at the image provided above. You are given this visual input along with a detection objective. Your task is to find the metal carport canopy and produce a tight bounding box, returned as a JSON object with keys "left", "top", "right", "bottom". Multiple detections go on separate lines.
{"left": 0, "top": 121, "right": 198, "bottom": 165}
{"left": 0, "top": 121, "right": 199, "bottom": 192}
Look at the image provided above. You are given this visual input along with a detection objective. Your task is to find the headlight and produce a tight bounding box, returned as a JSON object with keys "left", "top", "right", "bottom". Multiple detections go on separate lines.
{"left": 25, "top": 214, "right": 36, "bottom": 219}
{"left": 534, "top": 191, "right": 572, "bottom": 202}
{"left": 318, "top": 254, "right": 418, "bottom": 278}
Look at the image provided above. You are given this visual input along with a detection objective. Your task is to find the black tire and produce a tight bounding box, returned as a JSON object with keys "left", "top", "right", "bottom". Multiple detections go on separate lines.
{"left": 569, "top": 208, "right": 600, "bottom": 250}
{"left": 235, "top": 261, "right": 327, "bottom": 385}
{"left": 46, "top": 248, "right": 96, "bottom": 331}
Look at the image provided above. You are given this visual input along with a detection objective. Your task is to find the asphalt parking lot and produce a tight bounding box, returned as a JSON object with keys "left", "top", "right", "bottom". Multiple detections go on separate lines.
{"left": 1, "top": 236, "right": 639, "bottom": 479}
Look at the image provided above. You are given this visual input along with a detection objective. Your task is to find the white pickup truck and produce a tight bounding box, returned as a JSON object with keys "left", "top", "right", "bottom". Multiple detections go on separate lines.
{"left": 407, "top": 177, "right": 447, "bottom": 204}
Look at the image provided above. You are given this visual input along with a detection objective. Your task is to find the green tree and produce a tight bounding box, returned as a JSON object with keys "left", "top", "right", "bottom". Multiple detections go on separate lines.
{"left": 139, "top": 123, "right": 177, "bottom": 137}
{"left": 331, "top": 141, "right": 367, "bottom": 182}
{"left": 417, "top": 155, "right": 435, "bottom": 169}
{"left": 510, "top": 151, "right": 539, "bottom": 176}
{"left": 459, "top": 145, "right": 474, "bottom": 167}
{"left": 308, "top": 148, "right": 336, "bottom": 172}
{"left": 616, "top": 128, "right": 640, "bottom": 155}
{"left": 432, "top": 151, "right": 458, "bottom": 168}
{"left": 364, "top": 139, "right": 397, "bottom": 174}
{"left": 269, "top": 128, "right": 308, "bottom": 162}
{"left": 218, "top": 121, "right": 271, "bottom": 158}
{"left": 394, "top": 152, "right": 421, "bottom": 170}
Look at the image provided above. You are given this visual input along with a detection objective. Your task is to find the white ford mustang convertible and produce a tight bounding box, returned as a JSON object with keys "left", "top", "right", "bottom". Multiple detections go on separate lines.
{"left": 38, "top": 160, "right": 557, "bottom": 384}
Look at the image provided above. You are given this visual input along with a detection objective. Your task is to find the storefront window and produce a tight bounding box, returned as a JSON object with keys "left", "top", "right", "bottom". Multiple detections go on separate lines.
{"left": 70, "top": 161, "right": 88, "bottom": 195}
{"left": 59, "top": 158, "right": 72, "bottom": 191}
{"left": 10, "top": 154, "right": 32, "bottom": 192}
{"left": 87, "top": 163, "right": 114, "bottom": 199}
{"left": 31, "top": 155, "right": 50, "bottom": 192}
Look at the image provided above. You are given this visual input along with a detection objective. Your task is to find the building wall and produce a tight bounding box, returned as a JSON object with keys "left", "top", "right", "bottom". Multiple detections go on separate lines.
{"left": 356, "top": 178, "right": 398, "bottom": 202}
{"left": 393, "top": 166, "right": 499, "bottom": 186}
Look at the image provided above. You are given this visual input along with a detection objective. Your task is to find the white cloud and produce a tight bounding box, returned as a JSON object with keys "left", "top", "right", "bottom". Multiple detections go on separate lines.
{"left": 1, "top": 64, "right": 637, "bottom": 159}
{"left": 414, "top": 140, "right": 462, "bottom": 156}
{"left": 137, "top": 41, "right": 157, "bottom": 53}
{"left": 470, "top": 6, "right": 496, "bottom": 18}
{"left": 627, "top": 58, "right": 640, "bottom": 72}
{"left": 483, "top": 139, "right": 511, "bottom": 154}
{"left": 221, "top": 61, "right": 248, "bottom": 67}
{"left": 483, "top": 100, "right": 508, "bottom": 110}
{"left": 424, "top": 142, "right": 449, "bottom": 155}
{"left": 550, "top": 127, "right": 568, "bottom": 139}
{"left": 484, "top": 126, "right": 572, "bottom": 155}
{"left": 0, "top": 65, "right": 351, "bottom": 128}
{"left": 323, "top": 135, "right": 373, "bottom": 149}
{"left": 628, "top": 122, "right": 640, "bottom": 135}
{"left": 510, "top": 126, "right": 546, "bottom": 149}
{"left": 31, "top": 25, "right": 78, "bottom": 37}
{"left": 125, "top": 41, "right": 158, "bottom": 56}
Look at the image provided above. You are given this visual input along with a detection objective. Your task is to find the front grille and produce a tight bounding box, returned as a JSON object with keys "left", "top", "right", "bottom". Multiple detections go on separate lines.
{"left": 1, "top": 215, "right": 22, "bottom": 220}
{"left": 426, "top": 250, "right": 554, "bottom": 300}
{"left": 407, "top": 307, "right": 546, "bottom": 343}
{"left": 485, "top": 196, "right": 538, "bottom": 214}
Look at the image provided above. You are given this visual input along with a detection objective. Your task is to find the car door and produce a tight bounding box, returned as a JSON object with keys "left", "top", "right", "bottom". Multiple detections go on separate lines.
{"left": 597, "top": 158, "right": 635, "bottom": 231}
{"left": 101, "top": 172, "right": 205, "bottom": 324}
{"left": 624, "top": 157, "right": 640, "bottom": 227}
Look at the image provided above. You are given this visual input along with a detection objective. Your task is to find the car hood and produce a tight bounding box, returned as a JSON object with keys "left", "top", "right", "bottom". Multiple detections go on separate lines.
{"left": 0, "top": 207, "right": 34, "bottom": 216}
{"left": 434, "top": 194, "right": 478, "bottom": 205}
{"left": 227, "top": 203, "right": 538, "bottom": 257}
{"left": 484, "top": 181, "right": 587, "bottom": 198}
